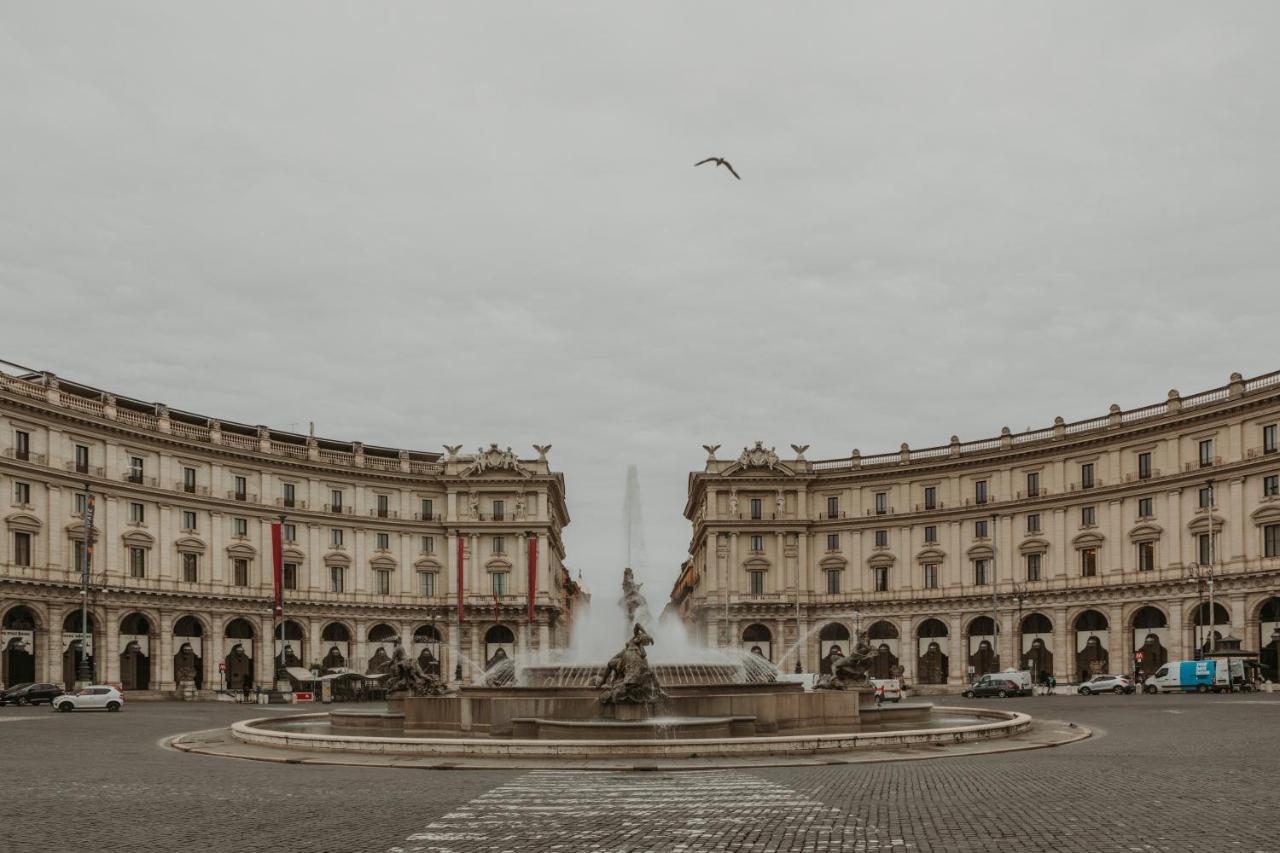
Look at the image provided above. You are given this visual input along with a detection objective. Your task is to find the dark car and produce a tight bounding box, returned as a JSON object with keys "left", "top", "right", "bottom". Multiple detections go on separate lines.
{"left": 0, "top": 682, "right": 63, "bottom": 706}
{"left": 962, "top": 678, "right": 1019, "bottom": 699}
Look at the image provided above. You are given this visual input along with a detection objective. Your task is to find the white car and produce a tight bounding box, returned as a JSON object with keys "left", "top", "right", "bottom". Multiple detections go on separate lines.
{"left": 870, "top": 678, "right": 902, "bottom": 703}
{"left": 1077, "top": 674, "right": 1134, "bottom": 695}
{"left": 52, "top": 685, "right": 125, "bottom": 712}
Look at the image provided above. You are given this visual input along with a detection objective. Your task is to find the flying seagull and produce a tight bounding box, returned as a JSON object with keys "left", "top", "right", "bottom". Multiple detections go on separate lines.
{"left": 695, "top": 157, "right": 740, "bottom": 180}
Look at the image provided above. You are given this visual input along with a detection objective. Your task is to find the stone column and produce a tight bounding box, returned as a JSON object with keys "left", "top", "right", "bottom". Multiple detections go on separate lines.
{"left": 1108, "top": 602, "right": 1125, "bottom": 675}
{"left": 104, "top": 606, "right": 121, "bottom": 685}
{"left": 948, "top": 613, "right": 964, "bottom": 685}
{"left": 1168, "top": 598, "right": 1186, "bottom": 661}
{"left": 538, "top": 621, "right": 550, "bottom": 653}
{"left": 156, "top": 612, "right": 174, "bottom": 691}
{"left": 1052, "top": 606, "right": 1070, "bottom": 682}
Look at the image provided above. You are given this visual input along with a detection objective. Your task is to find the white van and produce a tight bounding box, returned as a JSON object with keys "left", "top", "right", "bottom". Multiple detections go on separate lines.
{"left": 1144, "top": 659, "right": 1244, "bottom": 694}
{"left": 970, "top": 669, "right": 1033, "bottom": 696}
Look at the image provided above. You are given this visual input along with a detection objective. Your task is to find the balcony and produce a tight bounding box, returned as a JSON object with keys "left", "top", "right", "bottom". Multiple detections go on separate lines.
{"left": 175, "top": 481, "right": 210, "bottom": 496}
{"left": 371, "top": 508, "right": 399, "bottom": 519}
{"left": 4, "top": 447, "right": 46, "bottom": 464}
{"left": 64, "top": 461, "right": 105, "bottom": 478}
{"left": 325, "top": 504, "right": 354, "bottom": 516}
{"left": 123, "top": 472, "right": 157, "bottom": 487}
{"left": 228, "top": 490, "right": 257, "bottom": 503}
{"left": 414, "top": 512, "right": 443, "bottom": 522}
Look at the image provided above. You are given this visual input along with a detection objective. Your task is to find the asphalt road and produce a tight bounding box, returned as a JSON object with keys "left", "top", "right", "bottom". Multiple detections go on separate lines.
{"left": 1, "top": 692, "right": 1277, "bottom": 852}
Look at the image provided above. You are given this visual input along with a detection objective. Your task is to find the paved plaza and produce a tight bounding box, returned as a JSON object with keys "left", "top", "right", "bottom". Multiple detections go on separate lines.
{"left": 2, "top": 694, "right": 1278, "bottom": 852}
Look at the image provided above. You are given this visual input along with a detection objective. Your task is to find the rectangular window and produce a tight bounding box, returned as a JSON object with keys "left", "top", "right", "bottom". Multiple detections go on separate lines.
{"left": 419, "top": 571, "right": 436, "bottom": 597}
{"left": 974, "top": 480, "right": 988, "bottom": 505}
{"left": 1081, "top": 505, "right": 1096, "bottom": 527}
{"left": 330, "top": 490, "right": 343, "bottom": 513}
{"left": 1026, "top": 513, "right": 1041, "bottom": 534}
{"left": 1138, "top": 496, "right": 1153, "bottom": 518}
{"left": 826, "top": 533, "right": 839, "bottom": 551}
{"left": 13, "top": 481, "right": 30, "bottom": 506}
{"left": 1137, "top": 452, "right": 1152, "bottom": 480}
{"left": 422, "top": 535, "right": 435, "bottom": 554}
{"left": 492, "top": 536, "right": 505, "bottom": 555}
{"left": 182, "top": 467, "right": 196, "bottom": 493}
{"left": 825, "top": 569, "right": 841, "bottom": 594}
{"left": 1081, "top": 463, "right": 1095, "bottom": 489}
{"left": 750, "top": 570, "right": 765, "bottom": 595}
{"left": 874, "top": 529, "right": 888, "bottom": 548}
{"left": 1264, "top": 524, "right": 1280, "bottom": 558}
{"left": 14, "top": 430, "right": 30, "bottom": 460}
{"left": 377, "top": 532, "right": 390, "bottom": 550}
{"left": 129, "top": 456, "right": 144, "bottom": 483}
{"left": 331, "top": 528, "right": 344, "bottom": 548}
{"left": 13, "top": 531, "right": 32, "bottom": 566}
{"left": 377, "top": 494, "right": 389, "bottom": 518}
{"left": 923, "top": 525, "right": 937, "bottom": 544}
{"left": 181, "top": 510, "right": 197, "bottom": 531}
{"left": 282, "top": 483, "right": 295, "bottom": 508}
{"left": 1265, "top": 424, "right": 1278, "bottom": 454}
{"left": 74, "top": 492, "right": 87, "bottom": 515}
{"left": 129, "top": 547, "right": 146, "bottom": 578}
{"left": 283, "top": 562, "right": 297, "bottom": 590}
{"left": 421, "top": 498, "right": 434, "bottom": 520}
{"left": 874, "top": 492, "right": 887, "bottom": 515}
{"left": 375, "top": 570, "right": 391, "bottom": 596}
{"left": 1199, "top": 438, "right": 1214, "bottom": 467}
{"left": 282, "top": 523, "right": 296, "bottom": 542}
{"left": 129, "top": 501, "right": 145, "bottom": 524}
{"left": 329, "top": 565, "right": 344, "bottom": 593}
{"left": 750, "top": 498, "right": 762, "bottom": 520}
{"left": 923, "top": 563, "right": 939, "bottom": 589}
{"left": 492, "top": 500, "right": 505, "bottom": 521}
{"left": 1197, "top": 532, "right": 1214, "bottom": 565}
{"left": 234, "top": 476, "right": 247, "bottom": 500}
{"left": 973, "top": 559, "right": 989, "bottom": 585}
{"left": 73, "top": 540, "right": 85, "bottom": 573}
{"left": 1137, "top": 541, "right": 1155, "bottom": 572}
{"left": 923, "top": 486, "right": 937, "bottom": 510}
{"left": 1265, "top": 475, "right": 1279, "bottom": 498}
{"left": 975, "top": 520, "right": 988, "bottom": 539}
{"left": 873, "top": 566, "right": 889, "bottom": 592}
{"left": 182, "top": 553, "right": 198, "bottom": 583}
{"left": 75, "top": 444, "right": 89, "bottom": 474}
{"left": 1081, "top": 548, "right": 1098, "bottom": 577}
{"left": 828, "top": 496, "right": 840, "bottom": 519}
{"left": 491, "top": 572, "right": 508, "bottom": 596}
{"left": 1026, "top": 553, "right": 1042, "bottom": 582}
{"left": 749, "top": 534, "right": 763, "bottom": 552}
{"left": 1026, "top": 471, "right": 1040, "bottom": 498}
{"left": 233, "top": 517, "right": 248, "bottom": 538}
{"left": 234, "top": 559, "right": 249, "bottom": 587}
{"left": 1199, "top": 486, "right": 1213, "bottom": 509}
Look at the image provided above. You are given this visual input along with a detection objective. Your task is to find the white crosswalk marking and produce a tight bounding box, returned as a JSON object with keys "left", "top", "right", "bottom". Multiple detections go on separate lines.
{"left": 389, "top": 769, "right": 912, "bottom": 852}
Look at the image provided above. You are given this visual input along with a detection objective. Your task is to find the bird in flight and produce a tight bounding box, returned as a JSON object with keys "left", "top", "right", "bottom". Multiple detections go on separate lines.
{"left": 695, "top": 157, "right": 740, "bottom": 180}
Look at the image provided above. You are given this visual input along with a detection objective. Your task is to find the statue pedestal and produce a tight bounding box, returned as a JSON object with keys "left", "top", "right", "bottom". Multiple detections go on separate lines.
{"left": 601, "top": 702, "right": 658, "bottom": 722}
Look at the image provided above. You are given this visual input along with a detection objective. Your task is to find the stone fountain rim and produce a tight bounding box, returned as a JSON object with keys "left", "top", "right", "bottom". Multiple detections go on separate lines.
{"left": 229, "top": 706, "right": 1032, "bottom": 758}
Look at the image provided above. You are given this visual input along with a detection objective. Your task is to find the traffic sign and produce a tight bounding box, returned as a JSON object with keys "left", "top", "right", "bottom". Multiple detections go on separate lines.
{"left": 218, "top": 661, "right": 226, "bottom": 673}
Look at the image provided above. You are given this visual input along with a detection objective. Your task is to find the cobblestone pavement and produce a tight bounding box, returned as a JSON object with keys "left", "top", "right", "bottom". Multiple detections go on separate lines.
{"left": 2, "top": 693, "right": 1278, "bottom": 852}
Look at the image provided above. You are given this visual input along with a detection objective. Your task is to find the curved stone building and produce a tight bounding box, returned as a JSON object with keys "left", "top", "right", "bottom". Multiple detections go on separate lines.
{"left": 0, "top": 363, "right": 575, "bottom": 693}
{"left": 671, "top": 371, "right": 1280, "bottom": 688}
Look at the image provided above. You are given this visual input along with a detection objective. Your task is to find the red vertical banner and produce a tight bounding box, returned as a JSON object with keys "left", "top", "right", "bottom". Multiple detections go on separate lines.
{"left": 456, "top": 534, "right": 466, "bottom": 624}
{"left": 527, "top": 534, "right": 538, "bottom": 621}
{"left": 270, "top": 522, "right": 283, "bottom": 617}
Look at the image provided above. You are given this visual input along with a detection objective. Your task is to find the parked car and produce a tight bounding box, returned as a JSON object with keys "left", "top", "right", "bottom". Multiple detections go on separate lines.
{"left": 1077, "top": 674, "right": 1134, "bottom": 695}
{"left": 870, "top": 678, "right": 902, "bottom": 703}
{"left": 969, "top": 670, "right": 1034, "bottom": 696}
{"left": 0, "top": 682, "right": 64, "bottom": 706}
{"left": 962, "top": 678, "right": 1020, "bottom": 699}
{"left": 51, "top": 685, "right": 125, "bottom": 712}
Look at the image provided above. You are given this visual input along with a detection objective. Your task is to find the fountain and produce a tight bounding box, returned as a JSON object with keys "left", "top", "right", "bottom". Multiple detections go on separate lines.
{"left": 220, "top": 471, "right": 1039, "bottom": 765}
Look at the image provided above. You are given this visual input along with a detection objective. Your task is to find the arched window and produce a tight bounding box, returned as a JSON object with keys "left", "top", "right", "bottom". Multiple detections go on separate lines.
{"left": 867, "top": 620, "right": 899, "bottom": 640}
{"left": 120, "top": 613, "right": 151, "bottom": 636}
{"left": 818, "top": 622, "right": 850, "bottom": 642}
{"left": 742, "top": 624, "right": 772, "bottom": 642}
{"left": 63, "top": 611, "right": 95, "bottom": 633}
{"left": 968, "top": 616, "right": 998, "bottom": 636}
{"left": 225, "top": 618, "right": 256, "bottom": 639}
{"left": 413, "top": 624, "right": 442, "bottom": 643}
{"left": 916, "top": 618, "right": 948, "bottom": 638}
{"left": 1073, "top": 610, "right": 1108, "bottom": 632}
{"left": 485, "top": 625, "right": 515, "bottom": 644}
{"left": 1020, "top": 613, "right": 1052, "bottom": 634}
{"left": 321, "top": 623, "right": 351, "bottom": 643}
{"left": 1132, "top": 606, "right": 1167, "bottom": 629}
{"left": 368, "top": 623, "right": 398, "bottom": 643}
{"left": 173, "top": 615, "right": 204, "bottom": 637}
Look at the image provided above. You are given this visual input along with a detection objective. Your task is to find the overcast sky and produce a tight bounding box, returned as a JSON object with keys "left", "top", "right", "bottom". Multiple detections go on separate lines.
{"left": 2, "top": 3, "right": 1278, "bottom": 597}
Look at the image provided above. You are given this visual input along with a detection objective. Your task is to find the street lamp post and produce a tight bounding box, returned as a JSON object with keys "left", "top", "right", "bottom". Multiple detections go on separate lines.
{"left": 1012, "top": 583, "right": 1026, "bottom": 677}
{"left": 76, "top": 482, "right": 94, "bottom": 687}
{"left": 1206, "top": 479, "right": 1217, "bottom": 654}
{"left": 990, "top": 513, "right": 999, "bottom": 668}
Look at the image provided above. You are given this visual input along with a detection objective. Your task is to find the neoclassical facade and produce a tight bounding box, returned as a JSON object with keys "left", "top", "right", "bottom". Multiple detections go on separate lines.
{"left": 670, "top": 371, "right": 1280, "bottom": 687}
{"left": 0, "top": 364, "right": 576, "bottom": 693}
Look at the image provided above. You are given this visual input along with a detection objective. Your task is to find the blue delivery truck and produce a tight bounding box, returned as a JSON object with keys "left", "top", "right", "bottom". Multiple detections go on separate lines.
{"left": 1143, "top": 659, "right": 1244, "bottom": 694}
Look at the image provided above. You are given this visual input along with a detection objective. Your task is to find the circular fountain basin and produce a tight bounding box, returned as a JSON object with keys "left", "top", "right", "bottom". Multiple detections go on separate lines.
{"left": 232, "top": 705, "right": 1031, "bottom": 762}
{"left": 510, "top": 714, "right": 755, "bottom": 740}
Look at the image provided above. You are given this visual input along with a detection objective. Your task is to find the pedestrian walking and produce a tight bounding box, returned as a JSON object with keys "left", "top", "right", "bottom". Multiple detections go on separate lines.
{"left": 1047, "top": 674, "right": 1056, "bottom": 695}
{"left": 241, "top": 672, "right": 252, "bottom": 703}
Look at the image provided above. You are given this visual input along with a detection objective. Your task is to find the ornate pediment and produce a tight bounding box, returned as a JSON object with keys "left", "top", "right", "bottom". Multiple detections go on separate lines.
{"left": 6, "top": 512, "right": 43, "bottom": 532}
{"left": 369, "top": 555, "right": 397, "bottom": 570}
{"left": 413, "top": 557, "right": 443, "bottom": 572}
{"left": 1072, "top": 530, "right": 1105, "bottom": 549}
{"left": 1019, "top": 536, "right": 1051, "bottom": 555}
{"left": 462, "top": 443, "right": 531, "bottom": 478}
{"left": 867, "top": 552, "right": 896, "bottom": 568}
{"left": 175, "top": 536, "right": 207, "bottom": 554}
{"left": 721, "top": 441, "right": 797, "bottom": 476}
{"left": 1128, "top": 523, "right": 1163, "bottom": 543}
